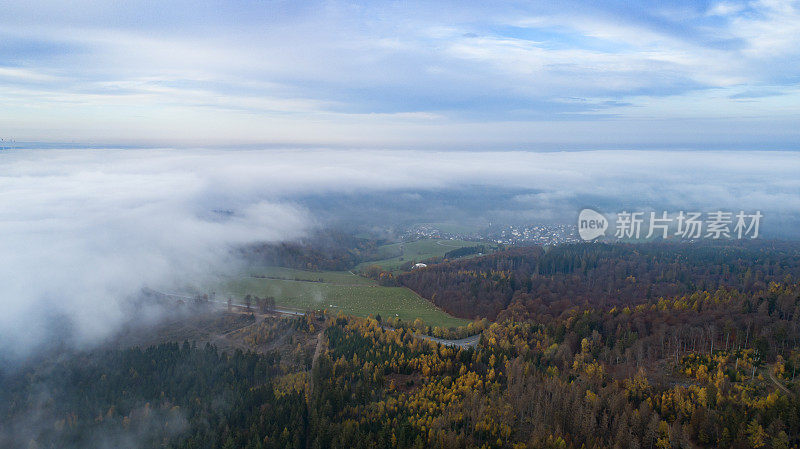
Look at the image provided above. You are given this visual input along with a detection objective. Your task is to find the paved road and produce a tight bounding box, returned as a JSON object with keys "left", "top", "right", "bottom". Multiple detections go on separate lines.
{"left": 380, "top": 324, "right": 481, "bottom": 348}
{"left": 415, "top": 332, "right": 481, "bottom": 348}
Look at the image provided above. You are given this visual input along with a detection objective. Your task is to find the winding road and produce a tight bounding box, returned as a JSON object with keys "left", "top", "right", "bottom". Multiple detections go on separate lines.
{"left": 415, "top": 332, "right": 481, "bottom": 348}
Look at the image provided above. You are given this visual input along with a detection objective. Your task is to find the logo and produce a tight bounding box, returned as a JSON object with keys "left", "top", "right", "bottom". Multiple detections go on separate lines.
{"left": 576, "top": 208, "right": 762, "bottom": 242}
{"left": 578, "top": 208, "right": 607, "bottom": 241}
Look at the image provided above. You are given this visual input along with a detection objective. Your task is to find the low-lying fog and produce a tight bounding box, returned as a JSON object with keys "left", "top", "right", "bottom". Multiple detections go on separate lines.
{"left": 1, "top": 148, "right": 798, "bottom": 361}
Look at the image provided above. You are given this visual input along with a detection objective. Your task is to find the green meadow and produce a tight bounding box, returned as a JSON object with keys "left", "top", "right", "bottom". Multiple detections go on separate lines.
{"left": 355, "top": 238, "right": 486, "bottom": 272}
{"left": 219, "top": 266, "right": 467, "bottom": 329}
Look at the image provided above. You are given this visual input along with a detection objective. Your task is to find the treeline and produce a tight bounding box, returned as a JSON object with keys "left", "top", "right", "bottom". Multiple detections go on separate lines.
{"left": 4, "top": 297, "right": 800, "bottom": 449}
{"left": 362, "top": 264, "right": 400, "bottom": 286}
{"left": 500, "top": 282, "right": 800, "bottom": 372}
{"left": 242, "top": 230, "right": 385, "bottom": 271}
{"left": 399, "top": 241, "right": 800, "bottom": 320}
{"left": 444, "top": 245, "right": 487, "bottom": 260}
{"left": 0, "top": 342, "right": 306, "bottom": 449}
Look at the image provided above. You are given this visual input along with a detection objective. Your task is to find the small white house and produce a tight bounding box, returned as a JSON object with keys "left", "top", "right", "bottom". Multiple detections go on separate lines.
{"left": 413, "top": 263, "right": 427, "bottom": 269}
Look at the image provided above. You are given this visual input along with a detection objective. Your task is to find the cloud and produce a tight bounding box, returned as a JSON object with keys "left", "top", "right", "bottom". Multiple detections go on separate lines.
{"left": 707, "top": 2, "right": 746, "bottom": 17}
{"left": 0, "top": 147, "right": 798, "bottom": 360}
{"left": 1, "top": 1, "right": 799, "bottom": 146}
{"left": 0, "top": 149, "right": 311, "bottom": 359}
{"left": 729, "top": 88, "right": 786, "bottom": 99}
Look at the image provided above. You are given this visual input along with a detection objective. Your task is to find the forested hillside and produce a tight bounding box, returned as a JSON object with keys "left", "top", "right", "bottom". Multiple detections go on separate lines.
{"left": 399, "top": 242, "right": 800, "bottom": 320}
{"left": 309, "top": 293, "right": 800, "bottom": 449}
{"left": 0, "top": 342, "right": 304, "bottom": 449}
{"left": 3, "top": 281, "right": 800, "bottom": 449}
{"left": 3, "top": 242, "right": 800, "bottom": 449}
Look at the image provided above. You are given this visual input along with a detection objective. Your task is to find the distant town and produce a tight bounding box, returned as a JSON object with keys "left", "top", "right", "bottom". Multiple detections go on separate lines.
{"left": 401, "top": 223, "right": 580, "bottom": 246}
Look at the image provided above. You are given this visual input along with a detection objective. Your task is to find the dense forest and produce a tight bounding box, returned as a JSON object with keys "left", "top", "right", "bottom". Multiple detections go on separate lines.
{"left": 3, "top": 287, "right": 799, "bottom": 449}
{"left": 399, "top": 241, "right": 800, "bottom": 320}
{"left": 311, "top": 293, "right": 800, "bottom": 449}
{"left": 3, "top": 241, "right": 800, "bottom": 448}
{"left": 0, "top": 341, "right": 304, "bottom": 449}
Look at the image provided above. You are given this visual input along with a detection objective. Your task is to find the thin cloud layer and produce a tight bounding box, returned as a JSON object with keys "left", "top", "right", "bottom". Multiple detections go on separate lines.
{"left": 0, "top": 1, "right": 799, "bottom": 147}
{"left": 1, "top": 148, "right": 798, "bottom": 359}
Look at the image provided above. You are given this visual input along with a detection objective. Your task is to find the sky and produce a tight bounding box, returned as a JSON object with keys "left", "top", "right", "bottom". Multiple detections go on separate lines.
{"left": 1, "top": 0, "right": 800, "bottom": 148}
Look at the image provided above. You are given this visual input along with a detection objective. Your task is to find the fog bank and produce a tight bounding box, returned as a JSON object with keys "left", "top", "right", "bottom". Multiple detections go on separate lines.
{"left": 1, "top": 148, "right": 798, "bottom": 359}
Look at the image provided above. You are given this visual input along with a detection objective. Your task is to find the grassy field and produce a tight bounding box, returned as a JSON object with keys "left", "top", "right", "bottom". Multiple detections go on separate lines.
{"left": 356, "top": 238, "right": 486, "bottom": 272}
{"left": 219, "top": 267, "right": 467, "bottom": 329}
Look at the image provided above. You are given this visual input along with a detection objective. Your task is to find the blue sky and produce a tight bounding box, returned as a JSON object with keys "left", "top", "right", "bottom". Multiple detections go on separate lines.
{"left": 1, "top": 0, "right": 799, "bottom": 148}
